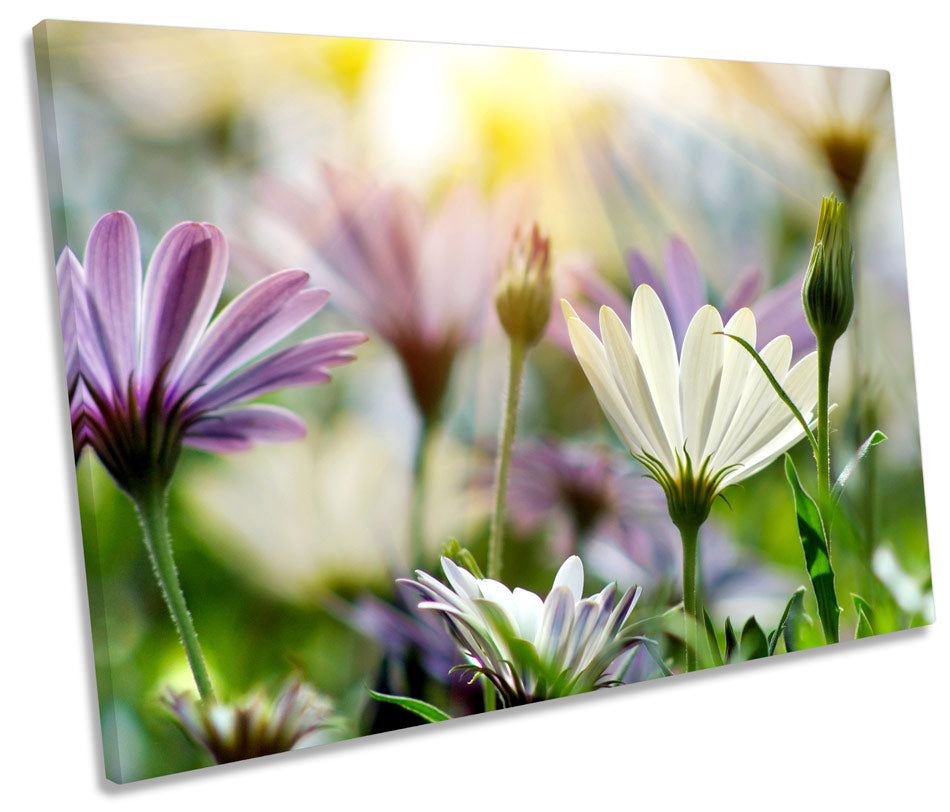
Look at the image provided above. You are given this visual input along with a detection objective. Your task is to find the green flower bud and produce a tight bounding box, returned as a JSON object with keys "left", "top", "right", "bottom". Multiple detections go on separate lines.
{"left": 495, "top": 224, "right": 553, "bottom": 348}
{"left": 803, "top": 194, "right": 854, "bottom": 343}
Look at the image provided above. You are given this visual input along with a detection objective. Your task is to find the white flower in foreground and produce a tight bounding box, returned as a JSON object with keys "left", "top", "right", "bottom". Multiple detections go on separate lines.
{"left": 401, "top": 556, "right": 641, "bottom": 706}
{"left": 562, "top": 284, "right": 818, "bottom": 528}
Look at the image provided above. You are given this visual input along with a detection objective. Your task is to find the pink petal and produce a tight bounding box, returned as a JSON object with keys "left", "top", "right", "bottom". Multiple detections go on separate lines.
{"left": 83, "top": 212, "right": 142, "bottom": 388}
{"left": 191, "top": 331, "right": 366, "bottom": 412}
{"left": 177, "top": 275, "right": 326, "bottom": 395}
{"left": 183, "top": 404, "right": 307, "bottom": 452}
{"left": 56, "top": 248, "right": 80, "bottom": 388}
{"left": 141, "top": 222, "right": 228, "bottom": 385}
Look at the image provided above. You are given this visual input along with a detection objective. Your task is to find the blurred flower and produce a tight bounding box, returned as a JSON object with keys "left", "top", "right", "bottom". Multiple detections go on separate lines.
{"left": 703, "top": 62, "right": 892, "bottom": 199}
{"left": 494, "top": 439, "right": 793, "bottom": 618}
{"left": 562, "top": 285, "right": 818, "bottom": 526}
{"left": 402, "top": 555, "right": 641, "bottom": 706}
{"left": 550, "top": 237, "right": 813, "bottom": 358}
{"left": 803, "top": 194, "right": 854, "bottom": 344}
{"left": 62, "top": 211, "right": 364, "bottom": 495}
{"left": 187, "top": 416, "right": 478, "bottom": 597}
{"left": 164, "top": 679, "right": 332, "bottom": 764}
{"left": 495, "top": 223, "right": 553, "bottom": 348}
{"left": 259, "top": 165, "right": 525, "bottom": 422}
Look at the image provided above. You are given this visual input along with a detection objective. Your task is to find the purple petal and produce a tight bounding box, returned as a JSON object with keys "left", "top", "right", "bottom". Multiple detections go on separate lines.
{"left": 191, "top": 331, "right": 366, "bottom": 412}
{"left": 625, "top": 249, "right": 663, "bottom": 293}
{"left": 83, "top": 212, "right": 141, "bottom": 388}
{"left": 752, "top": 272, "right": 815, "bottom": 355}
{"left": 141, "top": 222, "right": 228, "bottom": 385}
{"left": 177, "top": 275, "right": 325, "bottom": 395}
{"left": 56, "top": 248, "right": 80, "bottom": 388}
{"left": 68, "top": 254, "right": 115, "bottom": 397}
{"left": 183, "top": 404, "right": 307, "bottom": 453}
{"left": 663, "top": 238, "right": 706, "bottom": 346}
{"left": 722, "top": 267, "right": 763, "bottom": 318}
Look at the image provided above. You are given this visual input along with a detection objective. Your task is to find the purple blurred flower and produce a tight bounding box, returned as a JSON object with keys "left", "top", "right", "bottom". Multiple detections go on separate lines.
{"left": 260, "top": 165, "right": 526, "bottom": 422}
{"left": 549, "top": 237, "right": 813, "bottom": 358}
{"left": 61, "top": 211, "right": 365, "bottom": 494}
{"left": 500, "top": 440, "right": 791, "bottom": 614}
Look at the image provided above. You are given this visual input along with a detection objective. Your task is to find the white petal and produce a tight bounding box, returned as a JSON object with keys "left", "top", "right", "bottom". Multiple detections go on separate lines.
{"left": 719, "top": 417, "right": 810, "bottom": 487}
{"left": 565, "top": 315, "right": 650, "bottom": 456}
{"left": 512, "top": 587, "right": 545, "bottom": 642}
{"left": 536, "top": 586, "right": 575, "bottom": 660}
{"left": 551, "top": 555, "right": 584, "bottom": 603}
{"left": 701, "top": 307, "right": 756, "bottom": 461}
{"left": 710, "top": 334, "right": 792, "bottom": 472}
{"left": 725, "top": 351, "right": 819, "bottom": 476}
{"left": 477, "top": 578, "right": 519, "bottom": 628}
{"left": 441, "top": 557, "right": 480, "bottom": 601}
{"left": 599, "top": 305, "right": 675, "bottom": 469}
{"left": 630, "top": 285, "right": 683, "bottom": 454}
{"left": 678, "top": 304, "right": 724, "bottom": 461}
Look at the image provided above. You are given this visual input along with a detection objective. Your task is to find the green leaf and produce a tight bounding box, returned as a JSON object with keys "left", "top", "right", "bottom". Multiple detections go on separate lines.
{"left": 724, "top": 617, "right": 738, "bottom": 662}
{"left": 852, "top": 593, "right": 873, "bottom": 620}
{"left": 719, "top": 332, "right": 819, "bottom": 457}
{"left": 740, "top": 617, "right": 769, "bottom": 660}
{"left": 832, "top": 431, "right": 887, "bottom": 503}
{"left": 768, "top": 586, "right": 807, "bottom": 655}
{"left": 703, "top": 609, "right": 724, "bottom": 667}
{"left": 783, "top": 590, "right": 811, "bottom": 653}
{"left": 852, "top": 593, "right": 876, "bottom": 639}
{"left": 855, "top": 608, "right": 875, "bottom": 639}
{"left": 366, "top": 689, "right": 452, "bottom": 723}
{"left": 785, "top": 455, "right": 841, "bottom": 644}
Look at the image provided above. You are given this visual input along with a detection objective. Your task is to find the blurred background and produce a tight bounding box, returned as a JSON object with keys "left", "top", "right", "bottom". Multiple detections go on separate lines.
{"left": 38, "top": 21, "right": 931, "bottom": 781}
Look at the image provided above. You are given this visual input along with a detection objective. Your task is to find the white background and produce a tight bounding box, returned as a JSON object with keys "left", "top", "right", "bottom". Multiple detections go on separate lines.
{"left": 3, "top": 2, "right": 947, "bottom": 809}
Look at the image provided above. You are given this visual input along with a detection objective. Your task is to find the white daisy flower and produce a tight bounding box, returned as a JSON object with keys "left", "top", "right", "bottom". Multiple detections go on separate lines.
{"left": 562, "top": 284, "right": 818, "bottom": 529}
{"left": 401, "top": 555, "right": 642, "bottom": 706}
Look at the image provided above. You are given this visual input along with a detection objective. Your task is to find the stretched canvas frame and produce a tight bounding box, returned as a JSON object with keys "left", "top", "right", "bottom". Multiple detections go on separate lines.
{"left": 34, "top": 19, "right": 932, "bottom": 783}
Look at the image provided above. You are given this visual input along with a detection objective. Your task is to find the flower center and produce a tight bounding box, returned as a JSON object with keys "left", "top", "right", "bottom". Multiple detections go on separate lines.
{"left": 635, "top": 447, "right": 738, "bottom": 530}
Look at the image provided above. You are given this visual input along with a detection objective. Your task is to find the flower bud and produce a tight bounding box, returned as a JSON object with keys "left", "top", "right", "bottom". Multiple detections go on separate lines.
{"left": 495, "top": 224, "right": 553, "bottom": 348}
{"left": 802, "top": 194, "right": 854, "bottom": 343}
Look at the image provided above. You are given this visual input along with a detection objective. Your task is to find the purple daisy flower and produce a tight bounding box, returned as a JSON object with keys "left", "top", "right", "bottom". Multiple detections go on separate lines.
{"left": 61, "top": 211, "right": 366, "bottom": 495}
{"left": 549, "top": 237, "right": 814, "bottom": 358}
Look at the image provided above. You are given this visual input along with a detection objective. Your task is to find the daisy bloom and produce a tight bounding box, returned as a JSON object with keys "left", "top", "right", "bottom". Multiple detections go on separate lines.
{"left": 164, "top": 679, "right": 332, "bottom": 764}
{"left": 562, "top": 284, "right": 818, "bottom": 530}
{"left": 402, "top": 555, "right": 642, "bottom": 706}
{"left": 62, "top": 211, "right": 365, "bottom": 496}
{"left": 563, "top": 284, "right": 817, "bottom": 670}
{"left": 58, "top": 210, "right": 365, "bottom": 700}
{"left": 260, "top": 164, "right": 525, "bottom": 423}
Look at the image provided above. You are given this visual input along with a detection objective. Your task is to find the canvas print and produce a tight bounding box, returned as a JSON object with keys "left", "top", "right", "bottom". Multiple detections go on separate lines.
{"left": 34, "top": 20, "right": 933, "bottom": 783}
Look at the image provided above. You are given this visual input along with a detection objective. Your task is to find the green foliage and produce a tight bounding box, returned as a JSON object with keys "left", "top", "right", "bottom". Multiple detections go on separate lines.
{"left": 366, "top": 690, "right": 452, "bottom": 723}
{"left": 785, "top": 455, "right": 841, "bottom": 644}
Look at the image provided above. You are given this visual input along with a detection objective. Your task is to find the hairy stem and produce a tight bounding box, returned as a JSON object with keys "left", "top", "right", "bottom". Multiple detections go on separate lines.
{"left": 487, "top": 338, "right": 527, "bottom": 581}
{"left": 132, "top": 481, "right": 215, "bottom": 700}
{"left": 679, "top": 521, "right": 701, "bottom": 673}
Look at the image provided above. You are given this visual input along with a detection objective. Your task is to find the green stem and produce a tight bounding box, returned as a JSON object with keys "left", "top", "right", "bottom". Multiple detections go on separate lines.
{"left": 816, "top": 336, "right": 834, "bottom": 545}
{"left": 132, "top": 481, "right": 215, "bottom": 701}
{"left": 678, "top": 521, "right": 701, "bottom": 673}
{"left": 409, "top": 416, "right": 433, "bottom": 570}
{"left": 487, "top": 338, "right": 527, "bottom": 581}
